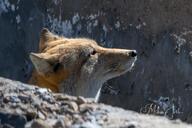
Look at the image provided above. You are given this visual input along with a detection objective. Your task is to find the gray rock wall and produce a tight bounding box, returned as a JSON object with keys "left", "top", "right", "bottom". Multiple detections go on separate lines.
{"left": 0, "top": 0, "right": 192, "bottom": 122}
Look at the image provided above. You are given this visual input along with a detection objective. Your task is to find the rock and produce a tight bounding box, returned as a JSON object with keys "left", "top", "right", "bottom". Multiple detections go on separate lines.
{"left": 37, "top": 111, "right": 46, "bottom": 120}
{"left": 53, "top": 119, "right": 65, "bottom": 128}
{"left": 0, "top": 124, "right": 14, "bottom": 128}
{"left": 61, "top": 101, "right": 78, "bottom": 112}
{"left": 0, "top": 77, "right": 191, "bottom": 128}
{"left": 30, "top": 120, "right": 51, "bottom": 128}
{"left": 0, "top": 112, "right": 26, "bottom": 128}
{"left": 77, "top": 96, "right": 87, "bottom": 105}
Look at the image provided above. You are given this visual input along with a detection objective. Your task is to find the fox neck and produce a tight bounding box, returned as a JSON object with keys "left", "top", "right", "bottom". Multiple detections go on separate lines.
{"left": 59, "top": 75, "right": 104, "bottom": 98}
{"left": 77, "top": 78, "right": 104, "bottom": 98}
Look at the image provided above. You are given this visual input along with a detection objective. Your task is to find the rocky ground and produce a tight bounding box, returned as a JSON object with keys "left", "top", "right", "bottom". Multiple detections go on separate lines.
{"left": 0, "top": 77, "right": 191, "bottom": 128}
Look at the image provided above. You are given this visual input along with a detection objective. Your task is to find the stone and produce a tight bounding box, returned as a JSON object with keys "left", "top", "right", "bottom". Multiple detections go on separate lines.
{"left": 0, "top": 112, "right": 26, "bottom": 128}
{"left": 77, "top": 96, "right": 87, "bottom": 105}
{"left": 30, "top": 120, "right": 51, "bottom": 128}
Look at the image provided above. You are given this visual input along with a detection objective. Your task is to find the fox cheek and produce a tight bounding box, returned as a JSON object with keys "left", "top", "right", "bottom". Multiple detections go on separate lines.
{"left": 59, "top": 54, "right": 78, "bottom": 69}
{"left": 81, "top": 55, "right": 98, "bottom": 76}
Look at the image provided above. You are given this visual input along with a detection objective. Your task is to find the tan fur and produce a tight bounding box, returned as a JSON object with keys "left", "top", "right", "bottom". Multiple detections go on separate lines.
{"left": 29, "top": 28, "right": 137, "bottom": 98}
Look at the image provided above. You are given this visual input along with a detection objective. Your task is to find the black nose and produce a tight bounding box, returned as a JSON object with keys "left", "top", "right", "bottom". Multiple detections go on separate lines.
{"left": 130, "top": 51, "right": 137, "bottom": 57}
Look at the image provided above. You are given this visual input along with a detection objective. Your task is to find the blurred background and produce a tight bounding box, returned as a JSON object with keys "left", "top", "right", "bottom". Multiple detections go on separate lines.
{"left": 0, "top": 0, "right": 192, "bottom": 122}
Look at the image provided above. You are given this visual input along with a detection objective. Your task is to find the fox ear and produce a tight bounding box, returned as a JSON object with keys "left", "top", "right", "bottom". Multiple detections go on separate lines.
{"left": 30, "top": 52, "right": 52, "bottom": 73}
{"left": 39, "top": 28, "right": 60, "bottom": 52}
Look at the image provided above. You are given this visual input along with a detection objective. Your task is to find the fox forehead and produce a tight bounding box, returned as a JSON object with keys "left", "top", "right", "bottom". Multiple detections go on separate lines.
{"left": 42, "top": 38, "right": 100, "bottom": 55}
{"left": 43, "top": 37, "right": 97, "bottom": 49}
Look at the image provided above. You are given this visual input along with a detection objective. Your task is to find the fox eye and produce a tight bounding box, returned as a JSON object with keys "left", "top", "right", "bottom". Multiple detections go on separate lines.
{"left": 91, "top": 50, "right": 96, "bottom": 55}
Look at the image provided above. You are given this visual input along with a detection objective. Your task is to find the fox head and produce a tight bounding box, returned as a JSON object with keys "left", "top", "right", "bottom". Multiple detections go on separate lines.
{"left": 29, "top": 28, "right": 137, "bottom": 98}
